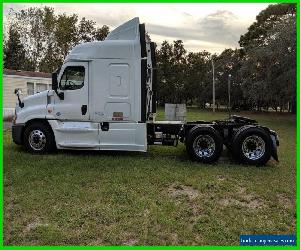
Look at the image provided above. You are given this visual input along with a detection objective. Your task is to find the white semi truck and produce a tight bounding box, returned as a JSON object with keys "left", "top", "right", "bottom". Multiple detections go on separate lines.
{"left": 12, "top": 18, "right": 279, "bottom": 165}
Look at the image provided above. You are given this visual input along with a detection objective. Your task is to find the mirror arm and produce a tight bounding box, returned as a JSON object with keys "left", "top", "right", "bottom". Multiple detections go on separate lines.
{"left": 18, "top": 95, "right": 24, "bottom": 108}
{"left": 14, "top": 89, "right": 24, "bottom": 108}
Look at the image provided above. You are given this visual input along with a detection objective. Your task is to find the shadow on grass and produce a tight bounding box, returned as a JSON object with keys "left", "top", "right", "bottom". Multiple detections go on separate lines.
{"left": 12, "top": 143, "right": 277, "bottom": 170}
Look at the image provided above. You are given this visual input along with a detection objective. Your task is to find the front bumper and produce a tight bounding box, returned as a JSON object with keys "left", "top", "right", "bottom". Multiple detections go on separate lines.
{"left": 12, "top": 124, "right": 24, "bottom": 145}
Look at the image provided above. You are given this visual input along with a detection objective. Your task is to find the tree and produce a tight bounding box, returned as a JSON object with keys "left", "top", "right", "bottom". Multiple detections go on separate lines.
{"left": 4, "top": 26, "right": 33, "bottom": 70}
{"left": 55, "top": 13, "right": 79, "bottom": 59}
{"left": 239, "top": 3, "right": 296, "bottom": 112}
{"left": 172, "top": 40, "right": 187, "bottom": 103}
{"left": 185, "top": 51, "right": 211, "bottom": 106}
{"left": 39, "top": 44, "right": 63, "bottom": 73}
{"left": 156, "top": 40, "right": 175, "bottom": 103}
{"left": 156, "top": 40, "right": 189, "bottom": 104}
{"left": 78, "top": 17, "right": 96, "bottom": 43}
{"left": 93, "top": 25, "right": 110, "bottom": 41}
{"left": 239, "top": 3, "right": 296, "bottom": 49}
{"left": 4, "top": 6, "right": 110, "bottom": 73}
{"left": 214, "top": 49, "right": 244, "bottom": 109}
{"left": 12, "top": 7, "right": 56, "bottom": 71}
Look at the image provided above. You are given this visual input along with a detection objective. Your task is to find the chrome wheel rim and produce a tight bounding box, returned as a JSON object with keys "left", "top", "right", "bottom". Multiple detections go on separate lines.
{"left": 29, "top": 130, "right": 46, "bottom": 151}
{"left": 193, "top": 135, "right": 216, "bottom": 158}
{"left": 242, "top": 135, "right": 265, "bottom": 160}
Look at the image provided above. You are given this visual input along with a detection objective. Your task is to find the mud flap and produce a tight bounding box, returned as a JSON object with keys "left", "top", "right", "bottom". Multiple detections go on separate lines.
{"left": 270, "top": 134, "right": 279, "bottom": 162}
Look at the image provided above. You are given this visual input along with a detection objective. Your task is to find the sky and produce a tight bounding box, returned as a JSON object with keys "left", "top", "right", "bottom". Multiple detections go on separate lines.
{"left": 3, "top": 3, "right": 271, "bottom": 54}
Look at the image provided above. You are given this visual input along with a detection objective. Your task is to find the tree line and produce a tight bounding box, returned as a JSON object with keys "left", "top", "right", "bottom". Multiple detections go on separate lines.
{"left": 4, "top": 4, "right": 296, "bottom": 113}
{"left": 156, "top": 4, "right": 296, "bottom": 113}
{"left": 4, "top": 6, "right": 109, "bottom": 73}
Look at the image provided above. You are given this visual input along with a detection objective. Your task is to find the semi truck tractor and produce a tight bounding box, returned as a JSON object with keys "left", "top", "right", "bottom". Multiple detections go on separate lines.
{"left": 12, "top": 17, "right": 279, "bottom": 165}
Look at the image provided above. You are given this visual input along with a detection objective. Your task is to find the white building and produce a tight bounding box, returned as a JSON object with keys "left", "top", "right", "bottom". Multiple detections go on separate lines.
{"left": 3, "top": 69, "right": 52, "bottom": 119}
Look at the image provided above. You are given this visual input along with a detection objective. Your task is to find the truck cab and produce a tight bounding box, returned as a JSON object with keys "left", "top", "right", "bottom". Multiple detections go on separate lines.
{"left": 12, "top": 17, "right": 279, "bottom": 165}
{"left": 13, "top": 17, "right": 155, "bottom": 152}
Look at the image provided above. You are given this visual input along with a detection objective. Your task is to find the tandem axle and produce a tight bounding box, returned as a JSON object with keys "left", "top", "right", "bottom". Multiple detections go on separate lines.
{"left": 147, "top": 115, "right": 279, "bottom": 164}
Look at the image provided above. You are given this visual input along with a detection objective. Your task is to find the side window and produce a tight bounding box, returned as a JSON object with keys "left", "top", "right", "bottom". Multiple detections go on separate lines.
{"left": 59, "top": 66, "right": 85, "bottom": 90}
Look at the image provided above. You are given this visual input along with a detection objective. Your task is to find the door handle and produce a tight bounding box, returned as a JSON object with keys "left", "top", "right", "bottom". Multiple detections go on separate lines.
{"left": 101, "top": 122, "right": 109, "bottom": 131}
{"left": 81, "top": 105, "right": 87, "bottom": 115}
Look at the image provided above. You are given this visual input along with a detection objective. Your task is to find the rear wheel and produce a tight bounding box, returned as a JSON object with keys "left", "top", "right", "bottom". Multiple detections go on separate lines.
{"left": 232, "top": 126, "right": 272, "bottom": 165}
{"left": 23, "top": 122, "right": 56, "bottom": 153}
{"left": 186, "top": 126, "right": 223, "bottom": 163}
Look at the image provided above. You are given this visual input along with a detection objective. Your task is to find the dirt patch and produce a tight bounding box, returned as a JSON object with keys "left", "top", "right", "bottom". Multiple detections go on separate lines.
{"left": 234, "top": 187, "right": 265, "bottom": 208}
{"left": 168, "top": 184, "right": 199, "bottom": 200}
{"left": 170, "top": 233, "right": 178, "bottom": 243}
{"left": 219, "top": 185, "right": 267, "bottom": 209}
{"left": 216, "top": 175, "right": 226, "bottom": 181}
{"left": 247, "top": 198, "right": 265, "bottom": 209}
{"left": 122, "top": 239, "right": 138, "bottom": 246}
{"left": 241, "top": 194, "right": 256, "bottom": 201}
{"left": 219, "top": 197, "right": 265, "bottom": 209}
{"left": 24, "top": 220, "right": 49, "bottom": 233}
{"left": 238, "top": 187, "right": 246, "bottom": 194}
{"left": 192, "top": 234, "right": 204, "bottom": 245}
{"left": 87, "top": 239, "right": 103, "bottom": 246}
{"left": 190, "top": 202, "right": 202, "bottom": 216}
{"left": 277, "top": 194, "right": 292, "bottom": 209}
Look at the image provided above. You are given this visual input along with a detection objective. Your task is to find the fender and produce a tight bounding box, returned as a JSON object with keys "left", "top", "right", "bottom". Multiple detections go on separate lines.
{"left": 47, "top": 120, "right": 61, "bottom": 148}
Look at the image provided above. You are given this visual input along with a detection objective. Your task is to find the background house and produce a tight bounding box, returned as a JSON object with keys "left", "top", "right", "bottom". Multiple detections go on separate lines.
{"left": 3, "top": 69, "right": 52, "bottom": 119}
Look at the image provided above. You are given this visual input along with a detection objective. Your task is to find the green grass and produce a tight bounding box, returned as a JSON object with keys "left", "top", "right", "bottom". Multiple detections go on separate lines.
{"left": 3, "top": 109, "right": 296, "bottom": 246}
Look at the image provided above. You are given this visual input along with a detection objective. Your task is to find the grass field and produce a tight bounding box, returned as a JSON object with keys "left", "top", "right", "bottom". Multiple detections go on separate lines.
{"left": 3, "top": 108, "right": 296, "bottom": 246}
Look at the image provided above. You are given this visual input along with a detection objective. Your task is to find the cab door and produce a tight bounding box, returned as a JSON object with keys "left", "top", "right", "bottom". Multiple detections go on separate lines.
{"left": 54, "top": 62, "right": 89, "bottom": 121}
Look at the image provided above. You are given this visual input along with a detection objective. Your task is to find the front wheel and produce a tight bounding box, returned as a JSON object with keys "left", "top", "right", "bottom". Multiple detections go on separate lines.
{"left": 186, "top": 126, "right": 223, "bottom": 163}
{"left": 23, "top": 122, "right": 56, "bottom": 153}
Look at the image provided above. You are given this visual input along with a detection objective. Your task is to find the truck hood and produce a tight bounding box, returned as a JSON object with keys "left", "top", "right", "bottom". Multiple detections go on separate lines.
{"left": 23, "top": 90, "right": 49, "bottom": 104}
{"left": 22, "top": 90, "right": 49, "bottom": 108}
{"left": 15, "top": 90, "right": 51, "bottom": 123}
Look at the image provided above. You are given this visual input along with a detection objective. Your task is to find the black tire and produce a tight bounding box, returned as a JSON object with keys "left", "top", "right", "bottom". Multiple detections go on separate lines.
{"left": 232, "top": 126, "right": 272, "bottom": 165}
{"left": 227, "top": 125, "right": 254, "bottom": 153}
{"left": 23, "top": 121, "right": 56, "bottom": 154}
{"left": 186, "top": 126, "right": 223, "bottom": 163}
